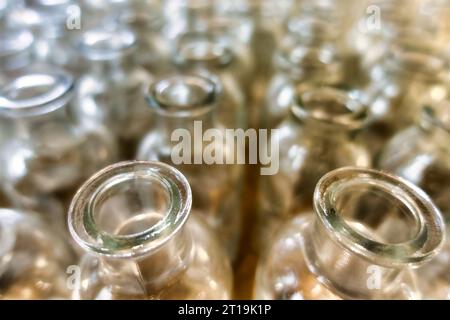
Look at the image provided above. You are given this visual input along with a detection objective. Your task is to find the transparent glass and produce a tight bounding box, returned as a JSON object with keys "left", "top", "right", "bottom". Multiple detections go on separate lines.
{"left": 0, "top": 27, "right": 34, "bottom": 85}
{"left": 262, "top": 38, "right": 344, "bottom": 129}
{"left": 0, "top": 70, "right": 118, "bottom": 217}
{"left": 69, "top": 161, "right": 232, "bottom": 299}
{"left": 137, "top": 74, "right": 243, "bottom": 261}
{"left": 74, "top": 27, "right": 154, "bottom": 159}
{"left": 117, "top": 9, "right": 170, "bottom": 75}
{"left": 360, "top": 38, "right": 449, "bottom": 159}
{"left": 0, "top": 208, "right": 76, "bottom": 299}
{"left": 255, "top": 167, "right": 445, "bottom": 300}
{"left": 173, "top": 31, "right": 247, "bottom": 129}
{"left": 256, "top": 87, "right": 371, "bottom": 254}
{"left": 378, "top": 101, "right": 450, "bottom": 299}
{"left": 6, "top": 0, "right": 82, "bottom": 75}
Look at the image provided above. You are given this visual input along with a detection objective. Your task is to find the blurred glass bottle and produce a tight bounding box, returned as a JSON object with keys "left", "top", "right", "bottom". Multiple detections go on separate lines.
{"left": 137, "top": 74, "right": 243, "bottom": 260}
{"left": 360, "top": 37, "right": 449, "bottom": 160}
{"left": 6, "top": 0, "right": 82, "bottom": 75}
{"left": 69, "top": 161, "right": 232, "bottom": 299}
{"left": 117, "top": 10, "right": 170, "bottom": 75}
{"left": 173, "top": 31, "right": 247, "bottom": 129}
{"left": 262, "top": 38, "right": 344, "bottom": 129}
{"left": 378, "top": 101, "right": 450, "bottom": 299}
{"left": 0, "top": 70, "right": 118, "bottom": 217}
{"left": 74, "top": 27, "right": 154, "bottom": 159}
{"left": 0, "top": 27, "right": 34, "bottom": 86}
{"left": 255, "top": 167, "right": 445, "bottom": 299}
{"left": 0, "top": 208, "right": 76, "bottom": 299}
{"left": 256, "top": 87, "right": 371, "bottom": 254}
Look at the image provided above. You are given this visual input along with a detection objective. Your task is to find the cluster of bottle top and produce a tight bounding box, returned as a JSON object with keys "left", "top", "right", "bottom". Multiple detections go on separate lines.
{"left": 0, "top": 0, "right": 450, "bottom": 300}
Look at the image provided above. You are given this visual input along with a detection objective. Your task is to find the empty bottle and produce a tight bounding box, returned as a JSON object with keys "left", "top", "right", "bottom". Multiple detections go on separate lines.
{"left": 378, "top": 101, "right": 450, "bottom": 299}
{"left": 255, "top": 167, "right": 445, "bottom": 299}
{"left": 0, "top": 70, "right": 118, "bottom": 217}
{"left": 69, "top": 161, "right": 232, "bottom": 299}
{"left": 256, "top": 87, "right": 371, "bottom": 254}
{"left": 173, "top": 31, "right": 247, "bottom": 129}
{"left": 137, "top": 74, "right": 243, "bottom": 260}
{"left": 74, "top": 27, "right": 154, "bottom": 159}
{"left": 262, "top": 39, "right": 344, "bottom": 129}
{"left": 0, "top": 208, "right": 76, "bottom": 299}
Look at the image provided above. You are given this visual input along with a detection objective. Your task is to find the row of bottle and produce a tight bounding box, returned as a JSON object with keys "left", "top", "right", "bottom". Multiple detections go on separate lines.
{"left": 1, "top": 0, "right": 450, "bottom": 299}
{"left": 0, "top": 161, "right": 448, "bottom": 299}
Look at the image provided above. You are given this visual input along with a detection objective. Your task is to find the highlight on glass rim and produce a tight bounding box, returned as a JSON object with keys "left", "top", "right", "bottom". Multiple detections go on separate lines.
{"left": 0, "top": 0, "right": 450, "bottom": 303}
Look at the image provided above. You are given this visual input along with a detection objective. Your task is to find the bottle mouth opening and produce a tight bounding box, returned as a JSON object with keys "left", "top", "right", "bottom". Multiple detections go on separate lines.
{"left": 68, "top": 161, "right": 192, "bottom": 259}
{"left": 0, "top": 71, "right": 74, "bottom": 117}
{"left": 314, "top": 167, "right": 445, "bottom": 267}
{"left": 146, "top": 74, "right": 217, "bottom": 118}
{"left": 292, "top": 87, "right": 368, "bottom": 131}
{"left": 79, "top": 28, "right": 136, "bottom": 61}
{"left": 174, "top": 33, "right": 234, "bottom": 67}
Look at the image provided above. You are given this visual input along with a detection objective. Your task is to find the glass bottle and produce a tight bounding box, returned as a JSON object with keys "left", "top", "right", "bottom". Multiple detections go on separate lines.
{"left": 68, "top": 161, "right": 232, "bottom": 300}
{"left": 0, "top": 70, "right": 118, "bottom": 218}
{"left": 137, "top": 74, "right": 243, "bottom": 261}
{"left": 74, "top": 27, "right": 154, "bottom": 159}
{"left": 0, "top": 208, "right": 76, "bottom": 299}
{"left": 254, "top": 167, "right": 445, "bottom": 300}
{"left": 360, "top": 38, "right": 449, "bottom": 160}
{"left": 173, "top": 31, "right": 247, "bottom": 129}
{"left": 0, "top": 27, "right": 34, "bottom": 86}
{"left": 262, "top": 39, "right": 344, "bottom": 129}
{"left": 255, "top": 87, "right": 371, "bottom": 254}
{"left": 117, "top": 9, "right": 170, "bottom": 75}
{"left": 6, "top": 0, "right": 82, "bottom": 75}
{"left": 378, "top": 101, "right": 450, "bottom": 299}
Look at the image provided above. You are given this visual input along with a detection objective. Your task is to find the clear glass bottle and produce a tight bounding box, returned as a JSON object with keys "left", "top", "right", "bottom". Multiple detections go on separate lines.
{"left": 255, "top": 167, "right": 445, "bottom": 300}
{"left": 256, "top": 87, "right": 371, "bottom": 254}
{"left": 117, "top": 9, "right": 170, "bottom": 75}
{"left": 0, "top": 70, "right": 118, "bottom": 218}
{"left": 68, "top": 161, "right": 232, "bottom": 300}
{"left": 137, "top": 74, "right": 243, "bottom": 260}
{"left": 6, "top": 0, "right": 82, "bottom": 75}
{"left": 173, "top": 31, "right": 247, "bottom": 129}
{"left": 360, "top": 38, "right": 449, "bottom": 160}
{"left": 378, "top": 101, "right": 450, "bottom": 299}
{"left": 0, "top": 27, "right": 34, "bottom": 86}
{"left": 262, "top": 39, "right": 344, "bottom": 129}
{"left": 74, "top": 27, "right": 154, "bottom": 159}
{"left": 0, "top": 208, "right": 76, "bottom": 299}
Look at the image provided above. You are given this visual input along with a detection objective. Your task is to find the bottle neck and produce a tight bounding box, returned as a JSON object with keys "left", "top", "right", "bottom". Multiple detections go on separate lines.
{"left": 419, "top": 103, "right": 450, "bottom": 153}
{"left": 305, "top": 167, "right": 444, "bottom": 299}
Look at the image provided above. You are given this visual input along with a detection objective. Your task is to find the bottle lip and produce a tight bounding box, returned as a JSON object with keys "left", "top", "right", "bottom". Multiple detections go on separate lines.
{"left": 0, "top": 28, "right": 34, "bottom": 72}
{"left": 314, "top": 167, "right": 445, "bottom": 267}
{"left": 291, "top": 87, "right": 369, "bottom": 131}
{"left": 78, "top": 27, "right": 136, "bottom": 61}
{"left": 0, "top": 70, "right": 75, "bottom": 117}
{"left": 274, "top": 40, "right": 343, "bottom": 82}
{"left": 174, "top": 32, "right": 234, "bottom": 68}
{"left": 68, "top": 161, "right": 192, "bottom": 259}
{"left": 145, "top": 73, "right": 217, "bottom": 118}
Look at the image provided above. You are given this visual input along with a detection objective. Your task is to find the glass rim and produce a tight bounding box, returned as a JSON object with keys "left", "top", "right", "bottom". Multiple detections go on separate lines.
{"left": 314, "top": 167, "right": 445, "bottom": 267}
{"left": 68, "top": 161, "right": 192, "bottom": 259}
